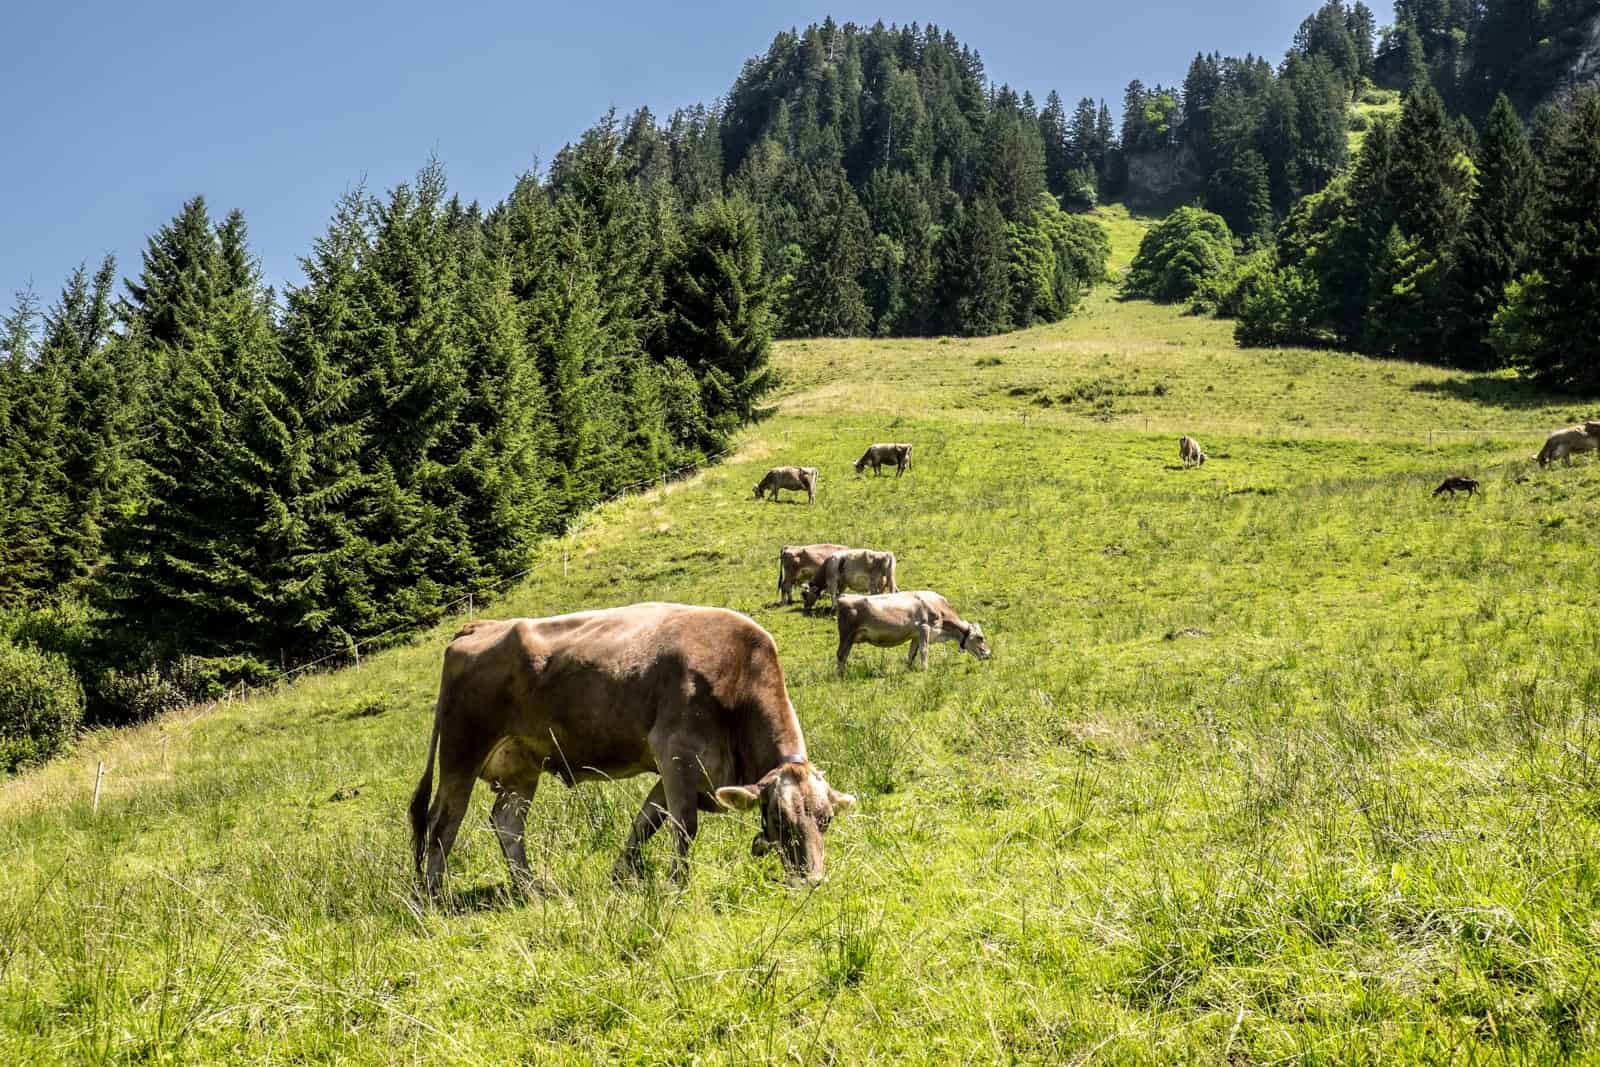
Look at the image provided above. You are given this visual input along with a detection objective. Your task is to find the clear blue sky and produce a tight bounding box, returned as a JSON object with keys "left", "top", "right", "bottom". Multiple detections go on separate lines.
{"left": 2, "top": 0, "right": 1320, "bottom": 306}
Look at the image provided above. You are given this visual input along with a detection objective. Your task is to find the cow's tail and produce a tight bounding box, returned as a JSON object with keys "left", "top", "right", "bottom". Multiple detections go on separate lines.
{"left": 888, "top": 552, "right": 899, "bottom": 593}
{"left": 409, "top": 700, "right": 443, "bottom": 874}
{"left": 777, "top": 550, "right": 789, "bottom": 599}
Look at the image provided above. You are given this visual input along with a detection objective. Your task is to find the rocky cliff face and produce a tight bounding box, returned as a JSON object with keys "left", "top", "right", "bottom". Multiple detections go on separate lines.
{"left": 1121, "top": 146, "right": 1202, "bottom": 212}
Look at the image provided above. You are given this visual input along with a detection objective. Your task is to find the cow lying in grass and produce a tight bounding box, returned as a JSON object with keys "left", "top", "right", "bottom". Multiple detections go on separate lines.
{"left": 802, "top": 548, "right": 898, "bottom": 612}
{"left": 778, "top": 543, "right": 847, "bottom": 605}
{"left": 1179, "top": 435, "right": 1206, "bottom": 467}
{"left": 854, "top": 443, "right": 913, "bottom": 476}
{"left": 1534, "top": 423, "right": 1600, "bottom": 467}
{"left": 834, "top": 591, "right": 991, "bottom": 675}
{"left": 754, "top": 466, "right": 818, "bottom": 503}
{"left": 410, "top": 604, "right": 855, "bottom": 895}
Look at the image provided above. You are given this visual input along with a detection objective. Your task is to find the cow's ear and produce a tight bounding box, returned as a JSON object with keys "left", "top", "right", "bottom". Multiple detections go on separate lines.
{"left": 828, "top": 788, "right": 856, "bottom": 815}
{"left": 714, "top": 785, "right": 762, "bottom": 811}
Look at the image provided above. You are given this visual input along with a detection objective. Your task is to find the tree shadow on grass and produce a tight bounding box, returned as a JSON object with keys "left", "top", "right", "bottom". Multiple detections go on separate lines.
{"left": 1409, "top": 375, "right": 1572, "bottom": 411}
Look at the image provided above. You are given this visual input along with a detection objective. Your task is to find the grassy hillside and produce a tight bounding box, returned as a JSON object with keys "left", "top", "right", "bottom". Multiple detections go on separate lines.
{"left": 5, "top": 281, "right": 1600, "bottom": 1063}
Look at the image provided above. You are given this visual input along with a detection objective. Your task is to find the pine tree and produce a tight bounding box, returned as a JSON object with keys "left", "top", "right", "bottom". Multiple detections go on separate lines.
{"left": 103, "top": 209, "right": 293, "bottom": 658}
{"left": 349, "top": 163, "right": 474, "bottom": 625}
{"left": 1038, "top": 91, "right": 1072, "bottom": 200}
{"left": 1389, "top": 87, "right": 1469, "bottom": 252}
{"left": 783, "top": 163, "right": 870, "bottom": 335}
{"left": 1443, "top": 93, "right": 1539, "bottom": 367}
{"left": 274, "top": 190, "right": 382, "bottom": 653}
{"left": 936, "top": 197, "right": 1012, "bottom": 335}
{"left": 1498, "top": 89, "right": 1600, "bottom": 389}
{"left": 0, "top": 290, "right": 68, "bottom": 604}
{"left": 660, "top": 197, "right": 775, "bottom": 434}
{"left": 36, "top": 257, "right": 132, "bottom": 593}
{"left": 453, "top": 217, "right": 555, "bottom": 584}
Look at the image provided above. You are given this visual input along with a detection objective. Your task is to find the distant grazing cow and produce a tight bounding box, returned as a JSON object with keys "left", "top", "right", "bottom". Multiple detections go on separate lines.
{"left": 802, "top": 548, "right": 898, "bottom": 612}
{"left": 834, "top": 591, "right": 992, "bottom": 675}
{"left": 1179, "top": 435, "right": 1207, "bottom": 468}
{"left": 778, "top": 544, "right": 848, "bottom": 605}
{"left": 1433, "top": 475, "right": 1480, "bottom": 497}
{"left": 854, "top": 443, "right": 913, "bottom": 476}
{"left": 1534, "top": 423, "right": 1600, "bottom": 467}
{"left": 409, "top": 605, "right": 855, "bottom": 895}
{"left": 754, "top": 466, "right": 818, "bottom": 503}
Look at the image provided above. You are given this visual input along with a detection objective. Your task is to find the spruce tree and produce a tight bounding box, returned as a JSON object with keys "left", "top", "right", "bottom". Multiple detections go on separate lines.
{"left": 103, "top": 209, "right": 292, "bottom": 658}
{"left": 274, "top": 190, "right": 382, "bottom": 653}
{"left": 1498, "top": 89, "right": 1600, "bottom": 390}
{"left": 1389, "top": 86, "right": 1469, "bottom": 253}
{"left": 0, "top": 291, "right": 68, "bottom": 604}
{"left": 660, "top": 197, "right": 774, "bottom": 434}
{"left": 1444, "top": 93, "right": 1539, "bottom": 367}
{"left": 37, "top": 257, "right": 133, "bottom": 594}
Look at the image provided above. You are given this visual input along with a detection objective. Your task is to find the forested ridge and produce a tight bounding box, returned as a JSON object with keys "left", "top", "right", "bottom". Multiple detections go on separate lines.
{"left": 4, "top": 1, "right": 1600, "bottom": 768}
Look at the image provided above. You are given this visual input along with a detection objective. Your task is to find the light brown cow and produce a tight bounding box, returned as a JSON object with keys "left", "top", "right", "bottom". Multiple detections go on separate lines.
{"left": 854, "top": 443, "right": 913, "bottom": 476}
{"left": 1179, "top": 435, "right": 1206, "bottom": 468}
{"left": 834, "top": 591, "right": 992, "bottom": 675}
{"left": 778, "top": 543, "right": 848, "bottom": 605}
{"left": 1534, "top": 423, "right": 1600, "bottom": 467}
{"left": 409, "top": 604, "right": 855, "bottom": 895}
{"left": 802, "top": 548, "right": 898, "bottom": 612}
{"left": 754, "top": 466, "right": 818, "bottom": 503}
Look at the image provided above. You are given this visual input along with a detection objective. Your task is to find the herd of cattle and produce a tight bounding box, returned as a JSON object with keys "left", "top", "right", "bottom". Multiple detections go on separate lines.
{"left": 411, "top": 422, "right": 1600, "bottom": 897}
{"left": 411, "top": 441, "right": 983, "bottom": 894}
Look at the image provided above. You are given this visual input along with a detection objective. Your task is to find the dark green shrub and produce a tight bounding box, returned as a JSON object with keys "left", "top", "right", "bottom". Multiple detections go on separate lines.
{"left": 0, "top": 638, "right": 84, "bottom": 773}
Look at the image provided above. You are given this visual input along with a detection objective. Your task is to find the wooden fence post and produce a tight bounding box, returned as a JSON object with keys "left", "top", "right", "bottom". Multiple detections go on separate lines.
{"left": 92, "top": 761, "right": 105, "bottom": 814}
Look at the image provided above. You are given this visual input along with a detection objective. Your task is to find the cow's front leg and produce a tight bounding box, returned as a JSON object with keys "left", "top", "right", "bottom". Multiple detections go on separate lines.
{"left": 490, "top": 776, "right": 538, "bottom": 892}
{"left": 836, "top": 633, "right": 855, "bottom": 676}
{"left": 909, "top": 624, "right": 933, "bottom": 669}
{"left": 613, "top": 780, "right": 669, "bottom": 882}
{"left": 658, "top": 755, "right": 704, "bottom": 885}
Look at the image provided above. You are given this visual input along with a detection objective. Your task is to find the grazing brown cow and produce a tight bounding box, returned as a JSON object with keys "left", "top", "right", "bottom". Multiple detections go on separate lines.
{"left": 778, "top": 544, "right": 848, "bottom": 605}
{"left": 834, "top": 591, "right": 992, "bottom": 675}
{"left": 754, "top": 466, "right": 818, "bottom": 503}
{"left": 1433, "top": 475, "right": 1480, "bottom": 497}
{"left": 1534, "top": 423, "right": 1600, "bottom": 467}
{"left": 1179, "top": 435, "right": 1207, "bottom": 468}
{"left": 854, "top": 443, "right": 913, "bottom": 476}
{"left": 409, "top": 604, "right": 855, "bottom": 895}
{"left": 801, "top": 548, "right": 898, "bottom": 612}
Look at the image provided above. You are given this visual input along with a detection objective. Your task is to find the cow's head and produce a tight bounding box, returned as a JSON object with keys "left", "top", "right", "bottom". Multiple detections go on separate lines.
{"left": 958, "top": 622, "right": 993, "bottom": 661}
{"left": 1585, "top": 421, "right": 1600, "bottom": 438}
{"left": 752, "top": 481, "right": 765, "bottom": 499}
{"left": 801, "top": 581, "right": 823, "bottom": 613}
{"left": 715, "top": 762, "right": 855, "bottom": 887}
{"left": 853, "top": 455, "right": 868, "bottom": 474}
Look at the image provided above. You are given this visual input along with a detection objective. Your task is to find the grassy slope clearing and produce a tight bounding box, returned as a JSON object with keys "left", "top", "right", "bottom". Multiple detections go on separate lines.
{"left": 4, "top": 232, "right": 1600, "bottom": 1062}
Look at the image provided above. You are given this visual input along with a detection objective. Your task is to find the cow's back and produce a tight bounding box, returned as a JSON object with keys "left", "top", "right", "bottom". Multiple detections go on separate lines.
{"left": 439, "top": 604, "right": 789, "bottom": 780}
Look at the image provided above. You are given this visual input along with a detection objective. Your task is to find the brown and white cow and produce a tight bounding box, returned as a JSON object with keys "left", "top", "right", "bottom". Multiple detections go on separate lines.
{"left": 834, "top": 591, "right": 992, "bottom": 675}
{"left": 801, "top": 548, "right": 898, "bottom": 612}
{"left": 1179, "top": 435, "right": 1206, "bottom": 468}
{"left": 778, "top": 543, "right": 848, "bottom": 605}
{"left": 854, "top": 443, "right": 913, "bottom": 476}
{"left": 754, "top": 466, "right": 818, "bottom": 503}
{"left": 1534, "top": 423, "right": 1600, "bottom": 467}
{"left": 409, "top": 604, "right": 855, "bottom": 895}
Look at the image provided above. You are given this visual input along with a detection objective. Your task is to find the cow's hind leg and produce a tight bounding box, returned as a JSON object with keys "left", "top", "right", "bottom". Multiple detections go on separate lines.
{"left": 613, "top": 780, "right": 670, "bottom": 882}
{"left": 490, "top": 775, "right": 538, "bottom": 893}
{"left": 422, "top": 770, "right": 477, "bottom": 899}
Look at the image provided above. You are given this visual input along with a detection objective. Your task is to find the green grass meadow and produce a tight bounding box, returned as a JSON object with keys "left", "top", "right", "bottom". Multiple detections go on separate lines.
{"left": 5, "top": 256, "right": 1600, "bottom": 1062}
